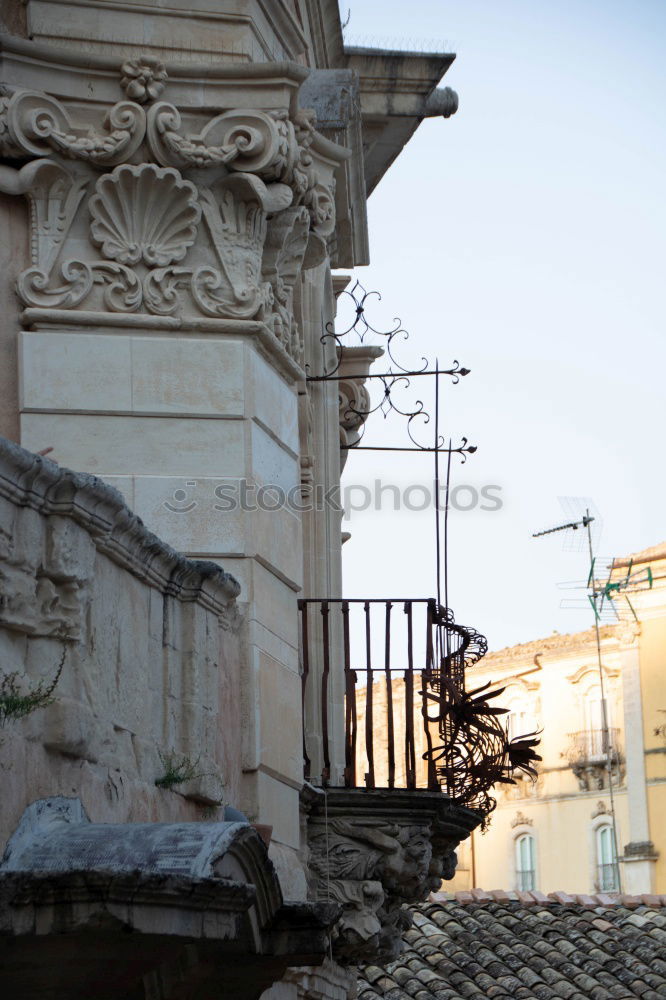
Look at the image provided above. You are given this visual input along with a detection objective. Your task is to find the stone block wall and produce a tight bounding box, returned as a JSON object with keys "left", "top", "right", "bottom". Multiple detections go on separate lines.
{"left": 0, "top": 438, "right": 242, "bottom": 848}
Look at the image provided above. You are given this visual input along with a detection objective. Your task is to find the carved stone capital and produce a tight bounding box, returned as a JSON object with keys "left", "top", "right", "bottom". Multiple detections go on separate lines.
{"left": 304, "top": 787, "right": 480, "bottom": 965}
{"left": 0, "top": 75, "right": 346, "bottom": 363}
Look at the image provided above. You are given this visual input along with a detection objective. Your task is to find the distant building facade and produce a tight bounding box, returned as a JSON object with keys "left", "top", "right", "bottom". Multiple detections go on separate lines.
{"left": 451, "top": 542, "right": 666, "bottom": 897}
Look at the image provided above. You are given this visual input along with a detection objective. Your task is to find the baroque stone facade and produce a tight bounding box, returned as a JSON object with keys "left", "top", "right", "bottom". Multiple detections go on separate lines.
{"left": 0, "top": 3, "right": 470, "bottom": 997}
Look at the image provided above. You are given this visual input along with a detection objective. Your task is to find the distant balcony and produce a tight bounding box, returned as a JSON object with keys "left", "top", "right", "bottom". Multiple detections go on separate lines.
{"left": 597, "top": 862, "right": 619, "bottom": 892}
{"left": 564, "top": 729, "right": 623, "bottom": 791}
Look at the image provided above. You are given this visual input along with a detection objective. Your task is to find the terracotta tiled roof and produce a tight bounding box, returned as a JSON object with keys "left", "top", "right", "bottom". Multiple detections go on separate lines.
{"left": 358, "top": 892, "right": 666, "bottom": 999}
{"left": 614, "top": 540, "right": 666, "bottom": 566}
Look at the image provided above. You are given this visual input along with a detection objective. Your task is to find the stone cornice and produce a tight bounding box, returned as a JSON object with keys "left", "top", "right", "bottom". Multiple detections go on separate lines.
{"left": 342, "top": 46, "right": 458, "bottom": 197}
{"left": 0, "top": 436, "right": 241, "bottom": 619}
{"left": 0, "top": 31, "right": 310, "bottom": 116}
{"left": 0, "top": 797, "right": 340, "bottom": 991}
{"left": 0, "top": 31, "right": 311, "bottom": 83}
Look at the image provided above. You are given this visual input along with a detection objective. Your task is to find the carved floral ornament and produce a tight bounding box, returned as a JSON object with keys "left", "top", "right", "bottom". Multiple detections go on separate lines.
{"left": 0, "top": 69, "right": 339, "bottom": 367}
{"left": 120, "top": 58, "right": 167, "bottom": 105}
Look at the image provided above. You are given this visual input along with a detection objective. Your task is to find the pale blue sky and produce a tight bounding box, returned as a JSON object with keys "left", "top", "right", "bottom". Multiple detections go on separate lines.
{"left": 339, "top": 0, "right": 666, "bottom": 650}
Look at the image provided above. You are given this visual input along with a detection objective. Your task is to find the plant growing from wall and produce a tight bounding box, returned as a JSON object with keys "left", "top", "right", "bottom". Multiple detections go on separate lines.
{"left": 0, "top": 645, "right": 66, "bottom": 727}
{"left": 155, "top": 749, "right": 208, "bottom": 790}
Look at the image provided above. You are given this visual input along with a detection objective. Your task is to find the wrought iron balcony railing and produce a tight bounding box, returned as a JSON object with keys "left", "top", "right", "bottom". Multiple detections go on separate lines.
{"left": 596, "top": 862, "right": 619, "bottom": 892}
{"left": 299, "top": 598, "right": 439, "bottom": 790}
{"left": 565, "top": 729, "right": 622, "bottom": 767}
{"left": 298, "top": 598, "right": 537, "bottom": 817}
{"left": 516, "top": 869, "right": 536, "bottom": 892}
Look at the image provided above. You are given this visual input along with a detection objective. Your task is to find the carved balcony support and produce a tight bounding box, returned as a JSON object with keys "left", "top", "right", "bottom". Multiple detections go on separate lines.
{"left": 304, "top": 786, "right": 481, "bottom": 965}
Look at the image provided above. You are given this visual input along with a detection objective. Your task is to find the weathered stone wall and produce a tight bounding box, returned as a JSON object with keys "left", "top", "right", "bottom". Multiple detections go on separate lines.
{"left": 0, "top": 438, "right": 242, "bottom": 848}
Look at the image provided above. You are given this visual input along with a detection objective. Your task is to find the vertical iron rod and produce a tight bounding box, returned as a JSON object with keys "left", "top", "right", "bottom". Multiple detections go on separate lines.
{"left": 384, "top": 601, "right": 395, "bottom": 789}
{"left": 364, "top": 601, "right": 375, "bottom": 788}
{"left": 433, "top": 361, "right": 443, "bottom": 676}
{"left": 586, "top": 512, "right": 622, "bottom": 893}
{"left": 404, "top": 601, "right": 416, "bottom": 789}
{"left": 423, "top": 600, "right": 437, "bottom": 790}
{"left": 342, "top": 601, "right": 355, "bottom": 787}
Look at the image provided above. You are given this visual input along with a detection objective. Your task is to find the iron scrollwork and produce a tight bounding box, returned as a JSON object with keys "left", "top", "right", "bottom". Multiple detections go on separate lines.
{"left": 307, "top": 281, "right": 476, "bottom": 457}
{"left": 421, "top": 612, "right": 542, "bottom": 825}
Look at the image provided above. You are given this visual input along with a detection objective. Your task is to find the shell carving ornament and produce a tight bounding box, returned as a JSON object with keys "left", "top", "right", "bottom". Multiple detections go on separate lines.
{"left": 89, "top": 163, "right": 201, "bottom": 267}
{"left": 0, "top": 75, "right": 338, "bottom": 359}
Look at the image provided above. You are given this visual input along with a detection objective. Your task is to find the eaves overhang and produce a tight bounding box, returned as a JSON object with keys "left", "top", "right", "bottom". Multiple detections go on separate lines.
{"left": 345, "top": 46, "right": 458, "bottom": 196}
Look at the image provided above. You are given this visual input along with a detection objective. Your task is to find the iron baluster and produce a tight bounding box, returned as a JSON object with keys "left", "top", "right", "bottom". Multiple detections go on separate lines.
{"left": 342, "top": 600, "right": 356, "bottom": 788}
{"left": 384, "top": 601, "right": 395, "bottom": 789}
{"left": 364, "top": 600, "right": 375, "bottom": 789}
{"left": 404, "top": 601, "right": 416, "bottom": 790}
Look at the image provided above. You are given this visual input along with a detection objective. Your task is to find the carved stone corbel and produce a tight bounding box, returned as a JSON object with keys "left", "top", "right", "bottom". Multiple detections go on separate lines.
{"left": 304, "top": 787, "right": 480, "bottom": 965}
{"left": 195, "top": 172, "right": 277, "bottom": 319}
{"left": 262, "top": 205, "right": 312, "bottom": 361}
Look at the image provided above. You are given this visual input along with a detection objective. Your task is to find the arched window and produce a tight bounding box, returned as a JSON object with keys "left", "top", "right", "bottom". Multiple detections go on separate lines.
{"left": 596, "top": 824, "right": 618, "bottom": 891}
{"left": 515, "top": 833, "right": 536, "bottom": 891}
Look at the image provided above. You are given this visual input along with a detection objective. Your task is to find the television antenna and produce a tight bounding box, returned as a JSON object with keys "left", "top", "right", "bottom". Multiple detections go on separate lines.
{"left": 533, "top": 503, "right": 623, "bottom": 893}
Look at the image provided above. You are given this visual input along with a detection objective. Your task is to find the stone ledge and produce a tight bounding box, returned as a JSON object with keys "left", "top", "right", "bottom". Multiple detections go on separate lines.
{"left": 0, "top": 436, "right": 240, "bottom": 619}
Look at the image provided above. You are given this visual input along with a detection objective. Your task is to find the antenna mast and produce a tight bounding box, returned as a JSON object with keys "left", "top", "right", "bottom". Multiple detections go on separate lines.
{"left": 533, "top": 509, "right": 622, "bottom": 893}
